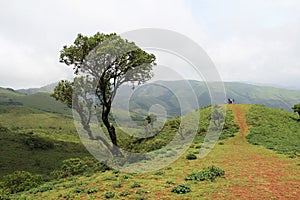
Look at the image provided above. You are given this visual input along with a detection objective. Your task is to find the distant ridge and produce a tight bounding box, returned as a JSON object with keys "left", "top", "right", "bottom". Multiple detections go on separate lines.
{"left": 1, "top": 81, "right": 300, "bottom": 116}
{"left": 16, "top": 82, "right": 58, "bottom": 94}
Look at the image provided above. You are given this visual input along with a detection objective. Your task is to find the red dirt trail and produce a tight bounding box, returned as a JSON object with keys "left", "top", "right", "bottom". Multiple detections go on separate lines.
{"left": 213, "top": 105, "right": 300, "bottom": 200}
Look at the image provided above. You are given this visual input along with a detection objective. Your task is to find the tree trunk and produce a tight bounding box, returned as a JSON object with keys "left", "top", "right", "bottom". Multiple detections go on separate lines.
{"left": 102, "top": 110, "right": 123, "bottom": 157}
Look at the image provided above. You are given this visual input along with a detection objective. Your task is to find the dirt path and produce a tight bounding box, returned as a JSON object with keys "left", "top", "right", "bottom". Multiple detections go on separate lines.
{"left": 211, "top": 105, "right": 300, "bottom": 199}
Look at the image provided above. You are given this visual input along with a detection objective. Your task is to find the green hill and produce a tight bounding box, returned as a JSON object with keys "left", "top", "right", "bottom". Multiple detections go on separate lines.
{"left": 0, "top": 87, "right": 71, "bottom": 115}
{"left": 113, "top": 81, "right": 300, "bottom": 118}
{"left": 246, "top": 104, "right": 300, "bottom": 157}
{"left": 1, "top": 104, "right": 299, "bottom": 199}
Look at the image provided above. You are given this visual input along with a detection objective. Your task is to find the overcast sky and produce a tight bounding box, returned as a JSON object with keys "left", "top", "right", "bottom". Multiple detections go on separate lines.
{"left": 1, "top": 0, "right": 300, "bottom": 89}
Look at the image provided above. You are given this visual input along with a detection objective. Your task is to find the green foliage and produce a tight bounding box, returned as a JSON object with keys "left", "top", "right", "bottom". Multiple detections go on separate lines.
{"left": 2, "top": 171, "right": 43, "bottom": 194}
{"left": 292, "top": 103, "right": 300, "bottom": 118}
{"left": 119, "top": 190, "right": 130, "bottom": 196}
{"left": 24, "top": 135, "right": 54, "bottom": 150}
{"left": 135, "top": 189, "right": 147, "bottom": 195}
{"left": 51, "top": 157, "right": 109, "bottom": 179}
{"left": 166, "top": 180, "right": 175, "bottom": 184}
{"left": 85, "top": 186, "right": 99, "bottom": 194}
{"left": 50, "top": 80, "right": 73, "bottom": 108}
{"left": 171, "top": 184, "right": 191, "bottom": 194}
{"left": 104, "top": 191, "right": 115, "bottom": 199}
{"left": 154, "top": 170, "right": 165, "bottom": 175}
{"left": 246, "top": 105, "right": 300, "bottom": 156}
{"left": 185, "top": 165, "right": 225, "bottom": 182}
{"left": 112, "top": 183, "right": 122, "bottom": 188}
{"left": 130, "top": 183, "right": 141, "bottom": 188}
{"left": 0, "top": 124, "right": 8, "bottom": 132}
{"left": 29, "top": 184, "right": 54, "bottom": 194}
{"left": 186, "top": 153, "right": 197, "bottom": 160}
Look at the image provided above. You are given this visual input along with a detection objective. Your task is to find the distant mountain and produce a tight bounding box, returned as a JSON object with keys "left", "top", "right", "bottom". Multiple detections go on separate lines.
{"left": 1, "top": 80, "right": 299, "bottom": 118}
{"left": 16, "top": 82, "right": 58, "bottom": 94}
{"left": 113, "top": 81, "right": 300, "bottom": 117}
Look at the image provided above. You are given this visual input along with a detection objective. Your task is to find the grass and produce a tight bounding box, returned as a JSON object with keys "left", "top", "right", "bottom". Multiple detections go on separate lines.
{"left": 246, "top": 104, "right": 300, "bottom": 157}
{"left": 1, "top": 104, "right": 300, "bottom": 199}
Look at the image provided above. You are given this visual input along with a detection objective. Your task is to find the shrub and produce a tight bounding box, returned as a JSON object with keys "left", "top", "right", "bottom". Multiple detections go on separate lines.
{"left": 119, "top": 191, "right": 130, "bottom": 196}
{"left": 135, "top": 189, "right": 147, "bottom": 194}
{"left": 121, "top": 174, "right": 132, "bottom": 179}
{"left": 112, "top": 183, "right": 122, "bottom": 188}
{"left": 72, "top": 187, "right": 84, "bottom": 194}
{"left": 166, "top": 180, "right": 175, "bottom": 184}
{"left": 0, "top": 125, "right": 8, "bottom": 132}
{"left": 105, "top": 191, "right": 115, "bottom": 198}
{"left": 171, "top": 184, "right": 191, "bottom": 194}
{"left": 154, "top": 170, "right": 165, "bottom": 175}
{"left": 130, "top": 183, "right": 141, "bottom": 188}
{"left": 186, "top": 153, "right": 197, "bottom": 160}
{"left": 185, "top": 165, "right": 225, "bottom": 182}
{"left": 2, "top": 171, "right": 43, "bottom": 194}
{"left": 24, "top": 135, "right": 54, "bottom": 150}
{"left": 51, "top": 157, "right": 109, "bottom": 179}
{"left": 51, "top": 158, "right": 87, "bottom": 178}
{"left": 85, "top": 187, "right": 99, "bottom": 194}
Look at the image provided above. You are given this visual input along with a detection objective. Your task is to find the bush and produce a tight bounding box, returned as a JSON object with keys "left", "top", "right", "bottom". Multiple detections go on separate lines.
{"left": 0, "top": 125, "right": 8, "bottom": 132}
{"left": 51, "top": 157, "right": 109, "bottom": 179}
{"left": 166, "top": 180, "right": 174, "bottom": 184}
{"left": 24, "top": 135, "right": 54, "bottom": 150}
{"left": 51, "top": 158, "right": 87, "bottom": 178}
{"left": 154, "top": 170, "right": 165, "bottom": 175}
{"left": 171, "top": 184, "right": 191, "bottom": 194}
{"left": 2, "top": 171, "right": 43, "bottom": 194}
{"left": 186, "top": 153, "right": 197, "bottom": 160}
{"left": 185, "top": 165, "right": 225, "bottom": 182}
{"left": 130, "top": 183, "right": 141, "bottom": 188}
{"left": 119, "top": 190, "right": 130, "bottom": 196}
{"left": 86, "top": 187, "right": 99, "bottom": 194}
{"left": 135, "top": 189, "right": 147, "bottom": 194}
{"left": 112, "top": 183, "right": 122, "bottom": 188}
{"left": 105, "top": 191, "right": 115, "bottom": 198}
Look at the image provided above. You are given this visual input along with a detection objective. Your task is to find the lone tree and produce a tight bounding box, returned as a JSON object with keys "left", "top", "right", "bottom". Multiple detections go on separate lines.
{"left": 51, "top": 33, "right": 156, "bottom": 156}
{"left": 292, "top": 103, "right": 300, "bottom": 119}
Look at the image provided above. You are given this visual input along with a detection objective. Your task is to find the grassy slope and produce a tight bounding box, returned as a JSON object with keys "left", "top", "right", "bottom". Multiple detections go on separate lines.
{"left": 246, "top": 104, "right": 300, "bottom": 157}
{"left": 0, "top": 105, "right": 90, "bottom": 177}
{"left": 0, "top": 87, "right": 71, "bottom": 115}
{"left": 2, "top": 105, "right": 300, "bottom": 199}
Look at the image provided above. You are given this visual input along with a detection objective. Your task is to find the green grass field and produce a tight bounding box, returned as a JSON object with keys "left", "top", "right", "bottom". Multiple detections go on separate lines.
{"left": 0, "top": 104, "right": 299, "bottom": 199}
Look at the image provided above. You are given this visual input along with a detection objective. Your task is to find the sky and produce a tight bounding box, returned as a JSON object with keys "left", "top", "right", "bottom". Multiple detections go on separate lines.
{"left": 0, "top": 0, "right": 300, "bottom": 89}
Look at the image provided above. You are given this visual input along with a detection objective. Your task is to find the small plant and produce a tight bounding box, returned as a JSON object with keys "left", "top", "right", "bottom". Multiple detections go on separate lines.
{"left": 171, "top": 184, "right": 191, "bottom": 194}
{"left": 121, "top": 174, "right": 132, "bottom": 179}
{"left": 105, "top": 191, "right": 115, "bottom": 199}
{"left": 135, "top": 189, "right": 147, "bottom": 194}
{"left": 131, "top": 183, "right": 141, "bottom": 188}
{"left": 86, "top": 186, "right": 99, "bottom": 194}
{"left": 185, "top": 165, "right": 225, "bottom": 182}
{"left": 186, "top": 153, "right": 197, "bottom": 160}
{"left": 166, "top": 180, "right": 175, "bottom": 184}
{"left": 119, "top": 190, "right": 130, "bottom": 196}
{"left": 72, "top": 187, "right": 84, "bottom": 194}
{"left": 112, "top": 183, "right": 122, "bottom": 188}
{"left": 154, "top": 170, "right": 165, "bottom": 175}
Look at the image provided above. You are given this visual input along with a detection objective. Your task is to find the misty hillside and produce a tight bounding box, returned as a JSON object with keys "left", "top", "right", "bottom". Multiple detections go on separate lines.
{"left": 1, "top": 81, "right": 299, "bottom": 118}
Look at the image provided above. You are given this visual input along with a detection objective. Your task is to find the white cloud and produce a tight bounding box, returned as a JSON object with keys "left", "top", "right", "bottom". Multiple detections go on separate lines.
{"left": 0, "top": 0, "right": 300, "bottom": 89}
